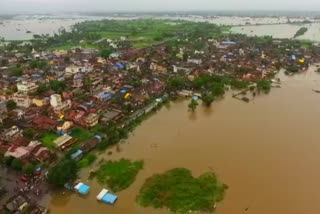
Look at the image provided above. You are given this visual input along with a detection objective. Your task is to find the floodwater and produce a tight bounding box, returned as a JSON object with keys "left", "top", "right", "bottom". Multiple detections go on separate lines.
{"left": 47, "top": 66, "right": 320, "bottom": 214}
{"left": 0, "top": 19, "right": 97, "bottom": 40}
{"left": 231, "top": 23, "right": 320, "bottom": 41}
{"left": 159, "top": 16, "right": 305, "bottom": 26}
{"left": 0, "top": 16, "right": 311, "bottom": 41}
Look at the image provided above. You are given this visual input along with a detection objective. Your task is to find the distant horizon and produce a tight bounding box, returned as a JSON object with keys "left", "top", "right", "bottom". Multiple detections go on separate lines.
{"left": 2, "top": 0, "right": 320, "bottom": 14}
{"left": 2, "top": 9, "right": 320, "bottom": 16}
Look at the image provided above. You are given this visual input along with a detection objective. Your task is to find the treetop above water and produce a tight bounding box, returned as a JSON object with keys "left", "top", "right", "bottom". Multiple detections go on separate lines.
{"left": 136, "top": 168, "right": 227, "bottom": 213}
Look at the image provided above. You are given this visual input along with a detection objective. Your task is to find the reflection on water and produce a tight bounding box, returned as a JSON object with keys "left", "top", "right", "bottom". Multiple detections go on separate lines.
{"left": 46, "top": 67, "right": 320, "bottom": 214}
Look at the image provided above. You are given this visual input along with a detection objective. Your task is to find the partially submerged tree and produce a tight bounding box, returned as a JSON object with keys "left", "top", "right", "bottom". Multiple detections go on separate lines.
{"left": 47, "top": 159, "right": 78, "bottom": 187}
{"left": 188, "top": 99, "right": 198, "bottom": 111}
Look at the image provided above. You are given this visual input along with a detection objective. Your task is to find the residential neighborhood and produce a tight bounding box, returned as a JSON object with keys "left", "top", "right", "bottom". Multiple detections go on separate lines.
{"left": 1, "top": 18, "right": 320, "bottom": 213}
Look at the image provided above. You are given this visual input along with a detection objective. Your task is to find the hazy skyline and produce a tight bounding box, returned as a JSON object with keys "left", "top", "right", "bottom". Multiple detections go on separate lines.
{"left": 2, "top": 0, "right": 320, "bottom": 13}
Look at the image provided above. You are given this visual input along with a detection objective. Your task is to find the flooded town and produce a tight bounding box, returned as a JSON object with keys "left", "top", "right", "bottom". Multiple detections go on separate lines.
{"left": 2, "top": 1, "right": 320, "bottom": 214}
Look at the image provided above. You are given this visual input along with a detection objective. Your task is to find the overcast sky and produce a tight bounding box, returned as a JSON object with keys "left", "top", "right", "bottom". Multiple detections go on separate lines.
{"left": 2, "top": 0, "right": 320, "bottom": 13}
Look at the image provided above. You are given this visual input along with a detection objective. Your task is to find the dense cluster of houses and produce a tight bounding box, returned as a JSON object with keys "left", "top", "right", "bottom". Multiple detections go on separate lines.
{"left": 1, "top": 31, "right": 320, "bottom": 212}
{"left": 0, "top": 36, "right": 319, "bottom": 159}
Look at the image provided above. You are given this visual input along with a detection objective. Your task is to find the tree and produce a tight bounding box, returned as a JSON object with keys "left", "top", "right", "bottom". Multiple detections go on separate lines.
{"left": 23, "top": 128, "right": 35, "bottom": 139}
{"left": 3, "top": 156, "right": 13, "bottom": 166}
{"left": 188, "top": 99, "right": 198, "bottom": 112}
{"left": 0, "top": 59, "right": 8, "bottom": 66}
{"left": 166, "top": 76, "right": 185, "bottom": 91}
{"left": 100, "top": 47, "right": 113, "bottom": 58}
{"left": 22, "top": 163, "right": 35, "bottom": 175}
{"left": 211, "top": 83, "right": 225, "bottom": 97}
{"left": 47, "top": 159, "right": 78, "bottom": 187}
{"left": 11, "top": 158, "right": 23, "bottom": 170}
{"left": 37, "top": 84, "right": 49, "bottom": 94}
{"left": 6, "top": 100, "right": 17, "bottom": 110}
{"left": 49, "top": 80, "right": 66, "bottom": 93}
{"left": 294, "top": 27, "right": 308, "bottom": 38}
{"left": 256, "top": 80, "right": 271, "bottom": 93}
{"left": 10, "top": 67, "right": 23, "bottom": 76}
{"left": 30, "top": 60, "right": 48, "bottom": 69}
{"left": 201, "top": 92, "right": 215, "bottom": 106}
{"left": 287, "top": 65, "right": 299, "bottom": 73}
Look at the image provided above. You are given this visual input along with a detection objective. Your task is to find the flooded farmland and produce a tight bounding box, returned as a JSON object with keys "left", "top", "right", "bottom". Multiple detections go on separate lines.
{"left": 232, "top": 23, "right": 320, "bottom": 41}
{"left": 46, "top": 66, "right": 320, "bottom": 214}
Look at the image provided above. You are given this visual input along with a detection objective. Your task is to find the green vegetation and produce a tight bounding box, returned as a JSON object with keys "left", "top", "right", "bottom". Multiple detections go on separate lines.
{"left": 96, "top": 159, "right": 144, "bottom": 192}
{"left": 41, "top": 132, "right": 59, "bottom": 149}
{"left": 10, "top": 67, "right": 23, "bottom": 77}
{"left": 188, "top": 99, "right": 198, "bottom": 111}
{"left": 6, "top": 19, "right": 228, "bottom": 52}
{"left": 11, "top": 158, "right": 23, "bottom": 170}
{"left": 166, "top": 75, "right": 186, "bottom": 91}
{"left": 294, "top": 27, "right": 308, "bottom": 38}
{"left": 99, "top": 47, "right": 113, "bottom": 58}
{"left": 256, "top": 80, "right": 272, "bottom": 93}
{"left": 230, "top": 79, "right": 249, "bottom": 89}
{"left": 30, "top": 60, "right": 48, "bottom": 70}
{"left": 201, "top": 92, "right": 215, "bottom": 106}
{"left": 22, "top": 163, "right": 35, "bottom": 175}
{"left": 47, "top": 159, "right": 78, "bottom": 187}
{"left": 137, "top": 168, "right": 227, "bottom": 213}
{"left": 71, "top": 127, "right": 93, "bottom": 142}
{"left": 49, "top": 80, "right": 66, "bottom": 94}
{"left": 6, "top": 100, "right": 17, "bottom": 110}
{"left": 287, "top": 65, "right": 300, "bottom": 73}
{"left": 77, "top": 154, "right": 97, "bottom": 168}
{"left": 23, "top": 128, "right": 35, "bottom": 139}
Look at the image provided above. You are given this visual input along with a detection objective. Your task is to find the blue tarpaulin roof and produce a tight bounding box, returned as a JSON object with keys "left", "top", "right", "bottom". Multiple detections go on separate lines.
{"left": 110, "top": 53, "right": 120, "bottom": 57}
{"left": 115, "top": 62, "right": 125, "bottom": 69}
{"left": 101, "top": 193, "right": 118, "bottom": 204}
{"left": 222, "top": 41, "right": 236, "bottom": 45}
{"left": 99, "top": 93, "right": 111, "bottom": 99}
{"left": 71, "top": 150, "right": 83, "bottom": 160}
{"left": 120, "top": 89, "right": 127, "bottom": 93}
{"left": 75, "top": 183, "right": 90, "bottom": 195}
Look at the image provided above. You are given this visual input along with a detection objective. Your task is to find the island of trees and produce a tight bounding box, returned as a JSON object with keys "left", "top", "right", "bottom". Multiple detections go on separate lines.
{"left": 137, "top": 168, "right": 228, "bottom": 213}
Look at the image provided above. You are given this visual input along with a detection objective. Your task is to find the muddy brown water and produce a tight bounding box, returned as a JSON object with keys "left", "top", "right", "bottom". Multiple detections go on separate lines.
{"left": 46, "top": 67, "right": 320, "bottom": 214}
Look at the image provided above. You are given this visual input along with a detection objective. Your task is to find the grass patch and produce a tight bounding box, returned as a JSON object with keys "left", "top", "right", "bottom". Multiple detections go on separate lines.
{"left": 40, "top": 132, "right": 59, "bottom": 149}
{"left": 136, "top": 168, "right": 228, "bottom": 213}
{"left": 96, "top": 159, "right": 144, "bottom": 192}
{"left": 77, "top": 153, "right": 97, "bottom": 168}
{"left": 71, "top": 127, "right": 93, "bottom": 143}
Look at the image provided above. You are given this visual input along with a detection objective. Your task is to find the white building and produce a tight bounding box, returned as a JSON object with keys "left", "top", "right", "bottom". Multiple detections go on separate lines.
{"left": 187, "top": 59, "right": 202, "bottom": 65}
{"left": 73, "top": 73, "right": 84, "bottom": 88}
{"left": 65, "top": 65, "right": 81, "bottom": 76}
{"left": 17, "top": 81, "right": 38, "bottom": 94}
{"left": 50, "top": 94, "right": 62, "bottom": 107}
{"left": 53, "top": 100, "right": 72, "bottom": 114}
{"left": 12, "top": 92, "right": 32, "bottom": 108}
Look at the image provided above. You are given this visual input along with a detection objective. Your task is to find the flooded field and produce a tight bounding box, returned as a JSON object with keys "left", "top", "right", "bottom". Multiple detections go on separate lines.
{"left": 46, "top": 66, "right": 320, "bottom": 214}
{"left": 0, "top": 16, "right": 312, "bottom": 41}
{"left": 232, "top": 23, "right": 320, "bottom": 41}
{"left": 0, "top": 19, "right": 100, "bottom": 40}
